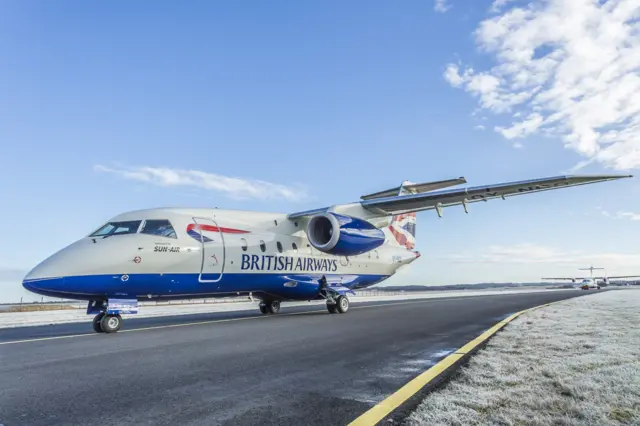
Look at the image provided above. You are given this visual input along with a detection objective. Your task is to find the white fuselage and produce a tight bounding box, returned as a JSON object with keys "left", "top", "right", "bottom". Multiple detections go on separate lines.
{"left": 23, "top": 208, "right": 420, "bottom": 302}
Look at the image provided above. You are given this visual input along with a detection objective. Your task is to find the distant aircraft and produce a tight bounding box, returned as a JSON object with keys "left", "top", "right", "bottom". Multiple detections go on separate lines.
{"left": 542, "top": 265, "right": 640, "bottom": 290}
{"left": 22, "top": 174, "right": 631, "bottom": 333}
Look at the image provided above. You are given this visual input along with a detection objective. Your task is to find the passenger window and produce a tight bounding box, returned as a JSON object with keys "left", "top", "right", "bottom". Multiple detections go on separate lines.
{"left": 292, "top": 242, "right": 298, "bottom": 253}
{"left": 260, "top": 240, "right": 266, "bottom": 252}
{"left": 140, "top": 219, "right": 177, "bottom": 238}
{"left": 277, "top": 241, "right": 283, "bottom": 253}
{"left": 90, "top": 220, "right": 142, "bottom": 237}
{"left": 241, "top": 238, "right": 248, "bottom": 251}
{"left": 307, "top": 244, "right": 312, "bottom": 254}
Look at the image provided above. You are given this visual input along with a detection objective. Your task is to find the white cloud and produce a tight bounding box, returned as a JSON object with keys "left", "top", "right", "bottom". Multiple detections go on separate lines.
{"left": 434, "top": 0, "right": 451, "bottom": 13}
{"left": 94, "top": 164, "right": 310, "bottom": 202}
{"left": 490, "top": 0, "right": 515, "bottom": 13}
{"left": 617, "top": 211, "right": 640, "bottom": 221}
{"left": 443, "top": 0, "right": 640, "bottom": 171}
{"left": 495, "top": 112, "right": 543, "bottom": 139}
{"left": 595, "top": 207, "right": 640, "bottom": 220}
{"left": 440, "top": 243, "right": 640, "bottom": 266}
{"left": 474, "top": 125, "right": 486, "bottom": 131}
{"left": 444, "top": 64, "right": 464, "bottom": 86}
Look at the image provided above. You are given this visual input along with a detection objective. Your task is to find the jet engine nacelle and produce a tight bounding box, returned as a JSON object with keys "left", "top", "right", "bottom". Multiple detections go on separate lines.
{"left": 306, "top": 212, "right": 385, "bottom": 256}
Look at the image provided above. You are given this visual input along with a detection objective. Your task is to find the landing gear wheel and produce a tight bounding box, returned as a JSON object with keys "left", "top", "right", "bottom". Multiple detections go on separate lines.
{"left": 335, "top": 296, "right": 349, "bottom": 314}
{"left": 267, "top": 300, "right": 281, "bottom": 314}
{"left": 259, "top": 303, "right": 268, "bottom": 314}
{"left": 327, "top": 303, "right": 337, "bottom": 314}
{"left": 100, "top": 314, "right": 122, "bottom": 333}
{"left": 92, "top": 313, "right": 105, "bottom": 333}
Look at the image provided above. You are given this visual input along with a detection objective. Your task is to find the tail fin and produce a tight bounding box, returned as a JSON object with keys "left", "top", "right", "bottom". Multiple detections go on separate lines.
{"left": 386, "top": 181, "right": 417, "bottom": 250}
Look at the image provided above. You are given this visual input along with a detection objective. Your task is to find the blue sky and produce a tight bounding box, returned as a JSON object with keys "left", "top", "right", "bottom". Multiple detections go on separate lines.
{"left": 2, "top": 0, "right": 640, "bottom": 302}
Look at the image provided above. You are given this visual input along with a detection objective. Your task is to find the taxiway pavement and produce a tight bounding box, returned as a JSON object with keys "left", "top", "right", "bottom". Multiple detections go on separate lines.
{"left": 0, "top": 290, "right": 589, "bottom": 426}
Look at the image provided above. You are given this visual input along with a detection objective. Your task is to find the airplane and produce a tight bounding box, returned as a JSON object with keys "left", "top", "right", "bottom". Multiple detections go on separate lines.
{"left": 542, "top": 265, "right": 640, "bottom": 290}
{"left": 22, "top": 173, "right": 632, "bottom": 333}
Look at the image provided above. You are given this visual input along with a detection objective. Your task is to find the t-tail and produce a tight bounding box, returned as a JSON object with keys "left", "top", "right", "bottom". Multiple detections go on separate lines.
{"left": 358, "top": 177, "right": 468, "bottom": 250}
{"left": 359, "top": 178, "right": 466, "bottom": 250}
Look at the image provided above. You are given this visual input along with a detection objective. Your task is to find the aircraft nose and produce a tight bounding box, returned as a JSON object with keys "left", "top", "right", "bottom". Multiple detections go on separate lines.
{"left": 23, "top": 260, "right": 69, "bottom": 297}
{"left": 22, "top": 278, "right": 40, "bottom": 294}
{"left": 23, "top": 276, "right": 67, "bottom": 297}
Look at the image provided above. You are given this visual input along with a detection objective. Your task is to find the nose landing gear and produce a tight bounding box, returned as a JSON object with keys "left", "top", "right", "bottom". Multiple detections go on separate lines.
{"left": 92, "top": 313, "right": 104, "bottom": 333}
{"left": 88, "top": 298, "right": 138, "bottom": 334}
{"left": 92, "top": 313, "right": 123, "bottom": 333}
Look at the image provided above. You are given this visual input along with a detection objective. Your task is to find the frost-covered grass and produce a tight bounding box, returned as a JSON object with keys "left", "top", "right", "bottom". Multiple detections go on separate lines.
{"left": 405, "top": 289, "right": 640, "bottom": 426}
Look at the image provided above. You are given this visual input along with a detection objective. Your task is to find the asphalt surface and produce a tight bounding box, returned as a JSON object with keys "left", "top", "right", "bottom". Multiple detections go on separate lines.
{"left": 0, "top": 290, "right": 589, "bottom": 426}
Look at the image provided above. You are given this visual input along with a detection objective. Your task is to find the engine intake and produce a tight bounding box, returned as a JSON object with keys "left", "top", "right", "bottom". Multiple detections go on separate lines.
{"left": 307, "top": 212, "right": 385, "bottom": 256}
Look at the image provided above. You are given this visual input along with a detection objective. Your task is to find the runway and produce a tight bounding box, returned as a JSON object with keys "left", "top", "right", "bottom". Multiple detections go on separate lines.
{"left": 0, "top": 290, "right": 588, "bottom": 426}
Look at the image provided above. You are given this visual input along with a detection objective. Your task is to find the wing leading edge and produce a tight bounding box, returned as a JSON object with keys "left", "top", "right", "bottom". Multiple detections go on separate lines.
{"left": 543, "top": 275, "right": 640, "bottom": 280}
{"left": 287, "top": 174, "right": 632, "bottom": 219}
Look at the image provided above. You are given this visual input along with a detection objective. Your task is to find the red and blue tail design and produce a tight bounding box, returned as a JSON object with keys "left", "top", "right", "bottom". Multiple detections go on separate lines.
{"left": 386, "top": 180, "right": 417, "bottom": 250}
{"left": 388, "top": 212, "right": 416, "bottom": 250}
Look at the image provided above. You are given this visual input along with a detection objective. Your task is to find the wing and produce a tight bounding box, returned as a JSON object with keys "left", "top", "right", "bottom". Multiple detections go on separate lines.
{"left": 360, "top": 177, "right": 467, "bottom": 200}
{"left": 288, "top": 174, "right": 632, "bottom": 219}
{"left": 541, "top": 277, "right": 583, "bottom": 281}
{"left": 607, "top": 275, "right": 640, "bottom": 279}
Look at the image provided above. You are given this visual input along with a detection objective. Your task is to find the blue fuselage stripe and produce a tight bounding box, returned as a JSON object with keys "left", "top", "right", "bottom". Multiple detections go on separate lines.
{"left": 23, "top": 273, "right": 390, "bottom": 301}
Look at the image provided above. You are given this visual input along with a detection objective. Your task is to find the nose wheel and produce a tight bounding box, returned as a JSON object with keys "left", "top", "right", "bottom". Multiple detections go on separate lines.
{"left": 92, "top": 313, "right": 105, "bottom": 333}
{"left": 92, "top": 313, "right": 122, "bottom": 333}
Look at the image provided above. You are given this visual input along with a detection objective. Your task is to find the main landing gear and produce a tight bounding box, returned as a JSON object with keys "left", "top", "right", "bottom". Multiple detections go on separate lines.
{"left": 259, "top": 300, "right": 281, "bottom": 315}
{"left": 326, "top": 295, "right": 349, "bottom": 314}
{"left": 92, "top": 312, "right": 123, "bottom": 333}
{"left": 319, "top": 276, "right": 350, "bottom": 314}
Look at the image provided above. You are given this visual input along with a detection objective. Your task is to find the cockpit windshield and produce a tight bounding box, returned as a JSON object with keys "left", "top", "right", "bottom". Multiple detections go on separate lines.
{"left": 90, "top": 220, "right": 142, "bottom": 237}
{"left": 89, "top": 219, "right": 177, "bottom": 238}
{"left": 141, "top": 219, "right": 177, "bottom": 238}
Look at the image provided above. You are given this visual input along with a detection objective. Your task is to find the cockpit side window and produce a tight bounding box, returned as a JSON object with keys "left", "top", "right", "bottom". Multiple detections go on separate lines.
{"left": 141, "top": 219, "right": 177, "bottom": 239}
{"left": 90, "top": 220, "right": 142, "bottom": 237}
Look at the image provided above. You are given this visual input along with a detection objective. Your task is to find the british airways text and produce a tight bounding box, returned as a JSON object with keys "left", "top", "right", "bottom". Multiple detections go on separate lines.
{"left": 241, "top": 254, "right": 338, "bottom": 272}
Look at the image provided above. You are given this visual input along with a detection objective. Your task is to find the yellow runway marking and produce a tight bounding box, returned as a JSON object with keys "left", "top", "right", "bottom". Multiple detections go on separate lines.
{"left": 348, "top": 299, "right": 566, "bottom": 426}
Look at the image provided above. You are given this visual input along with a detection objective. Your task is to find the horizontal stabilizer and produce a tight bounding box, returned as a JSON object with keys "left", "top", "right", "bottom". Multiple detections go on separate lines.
{"left": 542, "top": 275, "right": 640, "bottom": 280}
{"left": 541, "top": 277, "right": 582, "bottom": 281}
{"left": 360, "top": 177, "right": 467, "bottom": 200}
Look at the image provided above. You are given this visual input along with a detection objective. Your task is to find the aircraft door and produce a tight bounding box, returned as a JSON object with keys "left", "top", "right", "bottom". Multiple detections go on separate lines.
{"left": 192, "top": 217, "right": 225, "bottom": 283}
